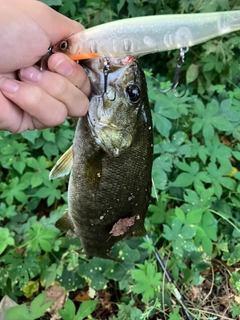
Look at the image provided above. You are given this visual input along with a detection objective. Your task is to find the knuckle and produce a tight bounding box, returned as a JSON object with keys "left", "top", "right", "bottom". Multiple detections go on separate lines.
{"left": 68, "top": 94, "right": 89, "bottom": 118}
{"left": 25, "top": 85, "right": 43, "bottom": 107}
{"left": 48, "top": 103, "right": 68, "bottom": 126}
{"left": 52, "top": 77, "right": 67, "bottom": 97}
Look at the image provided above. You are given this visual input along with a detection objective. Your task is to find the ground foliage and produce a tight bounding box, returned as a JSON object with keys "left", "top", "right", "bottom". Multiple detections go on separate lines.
{"left": 1, "top": 0, "right": 240, "bottom": 319}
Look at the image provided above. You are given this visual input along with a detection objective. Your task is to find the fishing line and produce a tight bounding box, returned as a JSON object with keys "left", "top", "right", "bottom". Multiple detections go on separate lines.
{"left": 145, "top": 235, "right": 193, "bottom": 320}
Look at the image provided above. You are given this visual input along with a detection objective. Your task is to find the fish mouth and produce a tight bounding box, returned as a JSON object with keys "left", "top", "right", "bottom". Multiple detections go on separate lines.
{"left": 87, "top": 93, "right": 124, "bottom": 132}
{"left": 87, "top": 110, "right": 125, "bottom": 143}
{"left": 87, "top": 106, "right": 122, "bottom": 131}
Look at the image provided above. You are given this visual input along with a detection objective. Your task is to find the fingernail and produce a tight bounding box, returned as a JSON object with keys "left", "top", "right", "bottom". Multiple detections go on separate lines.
{"left": 0, "top": 78, "right": 19, "bottom": 93}
{"left": 54, "top": 59, "right": 73, "bottom": 77}
{"left": 20, "top": 66, "right": 42, "bottom": 82}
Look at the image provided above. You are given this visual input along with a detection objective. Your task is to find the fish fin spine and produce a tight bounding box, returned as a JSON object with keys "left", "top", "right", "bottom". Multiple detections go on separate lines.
{"left": 49, "top": 145, "right": 73, "bottom": 180}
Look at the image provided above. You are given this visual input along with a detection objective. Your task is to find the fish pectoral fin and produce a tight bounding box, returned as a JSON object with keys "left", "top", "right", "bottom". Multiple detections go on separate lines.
{"left": 49, "top": 145, "right": 73, "bottom": 180}
{"left": 132, "top": 223, "right": 146, "bottom": 237}
{"left": 56, "top": 209, "right": 75, "bottom": 233}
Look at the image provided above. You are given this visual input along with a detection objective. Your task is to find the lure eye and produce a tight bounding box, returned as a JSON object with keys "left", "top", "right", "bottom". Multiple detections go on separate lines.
{"left": 60, "top": 40, "right": 68, "bottom": 51}
{"left": 126, "top": 84, "right": 141, "bottom": 103}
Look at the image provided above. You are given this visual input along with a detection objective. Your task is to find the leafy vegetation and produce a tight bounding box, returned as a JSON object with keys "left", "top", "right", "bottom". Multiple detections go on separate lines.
{"left": 1, "top": 0, "right": 240, "bottom": 319}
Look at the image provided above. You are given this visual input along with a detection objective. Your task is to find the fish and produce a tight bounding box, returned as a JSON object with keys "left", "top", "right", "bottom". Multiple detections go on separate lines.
{"left": 52, "top": 11, "right": 240, "bottom": 60}
{"left": 49, "top": 56, "right": 153, "bottom": 259}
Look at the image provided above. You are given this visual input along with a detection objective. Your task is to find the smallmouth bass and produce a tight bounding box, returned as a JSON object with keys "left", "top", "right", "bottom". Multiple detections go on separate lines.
{"left": 50, "top": 56, "right": 153, "bottom": 259}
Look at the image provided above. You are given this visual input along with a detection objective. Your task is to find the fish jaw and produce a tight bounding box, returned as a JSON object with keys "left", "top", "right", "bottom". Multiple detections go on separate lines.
{"left": 87, "top": 96, "right": 136, "bottom": 157}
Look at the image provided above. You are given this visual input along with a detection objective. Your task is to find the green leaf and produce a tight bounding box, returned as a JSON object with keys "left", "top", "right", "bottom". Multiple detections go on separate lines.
{"left": 35, "top": 187, "right": 51, "bottom": 199}
{"left": 42, "top": 263, "right": 57, "bottom": 288}
{"left": 0, "top": 228, "right": 15, "bottom": 254}
{"left": 203, "top": 61, "right": 215, "bottom": 72}
{"left": 206, "top": 101, "right": 219, "bottom": 117}
{"left": 104, "top": 242, "right": 140, "bottom": 281}
{"left": 210, "top": 116, "right": 234, "bottom": 131}
{"left": 117, "top": 0, "right": 126, "bottom": 13}
{"left": 184, "top": 189, "right": 200, "bottom": 205}
{"left": 155, "top": 114, "right": 172, "bottom": 138}
{"left": 81, "top": 257, "right": 111, "bottom": 290}
{"left": 186, "top": 64, "right": 199, "bottom": 84}
{"left": 202, "top": 122, "right": 214, "bottom": 140}
{"left": 13, "top": 160, "right": 26, "bottom": 174}
{"left": 115, "top": 301, "right": 142, "bottom": 320}
{"left": 175, "top": 207, "right": 185, "bottom": 222}
{"left": 41, "top": 0, "right": 62, "bottom": 5}
{"left": 171, "top": 173, "right": 194, "bottom": 188}
{"left": 180, "top": 239, "right": 196, "bottom": 253}
{"left": 131, "top": 261, "right": 162, "bottom": 302}
{"left": 202, "top": 212, "right": 218, "bottom": 241}
{"left": 223, "top": 244, "right": 240, "bottom": 265}
{"left": 30, "top": 292, "right": 54, "bottom": 318}
{"left": 0, "top": 203, "right": 17, "bottom": 220}
{"left": 31, "top": 175, "right": 44, "bottom": 188}
{"left": 21, "top": 130, "right": 39, "bottom": 144}
{"left": 212, "top": 180, "right": 222, "bottom": 198}
{"left": 28, "top": 223, "right": 58, "bottom": 252}
{"left": 169, "top": 306, "right": 181, "bottom": 320}
{"left": 152, "top": 168, "right": 168, "bottom": 191}
{"left": 43, "top": 142, "right": 59, "bottom": 157}
{"left": 149, "top": 204, "right": 165, "bottom": 224}
{"left": 194, "top": 99, "right": 205, "bottom": 117}
{"left": 186, "top": 209, "right": 203, "bottom": 225}
{"left": 181, "top": 225, "right": 196, "bottom": 239}
{"left": 0, "top": 177, "right": 29, "bottom": 205}
{"left": 6, "top": 304, "right": 31, "bottom": 320}
{"left": 58, "top": 299, "right": 76, "bottom": 320}
{"left": 191, "top": 119, "right": 203, "bottom": 135}
{"left": 76, "top": 300, "right": 97, "bottom": 319}
{"left": 42, "top": 128, "right": 55, "bottom": 142}
{"left": 231, "top": 302, "right": 240, "bottom": 318}
{"left": 58, "top": 266, "right": 85, "bottom": 291}
{"left": 163, "top": 218, "right": 182, "bottom": 241}
{"left": 175, "top": 161, "right": 190, "bottom": 172}
{"left": 195, "top": 227, "right": 213, "bottom": 255}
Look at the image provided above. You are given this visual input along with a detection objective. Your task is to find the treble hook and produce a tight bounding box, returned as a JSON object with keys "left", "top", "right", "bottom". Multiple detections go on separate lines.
{"left": 103, "top": 57, "right": 110, "bottom": 94}
{"left": 161, "top": 47, "right": 188, "bottom": 98}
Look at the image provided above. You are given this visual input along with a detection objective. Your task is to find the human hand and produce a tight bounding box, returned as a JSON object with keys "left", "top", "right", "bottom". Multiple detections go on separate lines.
{"left": 0, "top": 0, "right": 84, "bottom": 72}
{"left": 0, "top": 53, "right": 90, "bottom": 132}
{"left": 0, "top": 0, "right": 90, "bottom": 132}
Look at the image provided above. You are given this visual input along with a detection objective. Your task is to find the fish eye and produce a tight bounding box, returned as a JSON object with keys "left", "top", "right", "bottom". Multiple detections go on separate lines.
{"left": 126, "top": 84, "right": 141, "bottom": 103}
{"left": 60, "top": 40, "right": 68, "bottom": 51}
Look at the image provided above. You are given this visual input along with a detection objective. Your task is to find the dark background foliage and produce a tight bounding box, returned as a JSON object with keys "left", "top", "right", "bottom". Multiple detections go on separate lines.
{"left": 1, "top": 0, "right": 240, "bottom": 319}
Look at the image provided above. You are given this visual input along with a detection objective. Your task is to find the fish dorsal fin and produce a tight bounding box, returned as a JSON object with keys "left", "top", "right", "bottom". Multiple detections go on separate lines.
{"left": 49, "top": 145, "right": 73, "bottom": 180}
